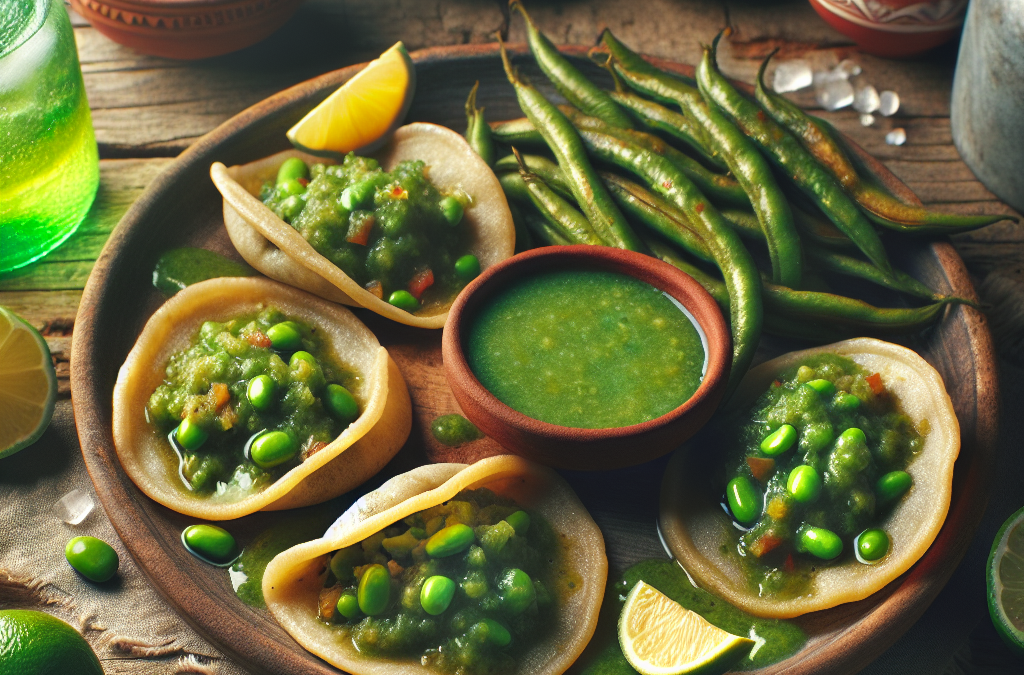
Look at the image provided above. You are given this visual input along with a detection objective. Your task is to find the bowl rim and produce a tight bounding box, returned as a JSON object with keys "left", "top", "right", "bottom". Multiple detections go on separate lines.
{"left": 442, "top": 244, "right": 731, "bottom": 442}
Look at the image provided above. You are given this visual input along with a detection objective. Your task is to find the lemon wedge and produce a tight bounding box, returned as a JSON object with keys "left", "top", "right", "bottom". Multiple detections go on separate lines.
{"left": 0, "top": 306, "right": 57, "bottom": 459}
{"left": 287, "top": 42, "right": 415, "bottom": 157}
{"left": 988, "top": 505, "right": 1024, "bottom": 657}
{"left": 619, "top": 581, "right": 754, "bottom": 675}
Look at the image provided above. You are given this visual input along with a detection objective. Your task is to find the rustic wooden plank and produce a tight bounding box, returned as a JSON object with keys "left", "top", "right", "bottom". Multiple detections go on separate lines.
{"left": 901, "top": 182, "right": 1001, "bottom": 204}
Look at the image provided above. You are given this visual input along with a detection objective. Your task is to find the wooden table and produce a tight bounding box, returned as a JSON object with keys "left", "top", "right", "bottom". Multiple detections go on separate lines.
{"left": 2, "top": 1, "right": 1022, "bottom": 672}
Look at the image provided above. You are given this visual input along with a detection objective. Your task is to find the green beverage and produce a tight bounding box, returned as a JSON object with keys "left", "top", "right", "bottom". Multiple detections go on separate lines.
{"left": 0, "top": 0, "right": 99, "bottom": 273}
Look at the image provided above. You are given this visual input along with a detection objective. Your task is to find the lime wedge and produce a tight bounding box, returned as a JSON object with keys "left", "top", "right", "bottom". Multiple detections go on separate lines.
{"left": 0, "top": 306, "right": 57, "bottom": 458}
{"left": 988, "top": 505, "right": 1024, "bottom": 657}
{"left": 286, "top": 42, "right": 415, "bottom": 157}
{"left": 618, "top": 580, "right": 754, "bottom": 675}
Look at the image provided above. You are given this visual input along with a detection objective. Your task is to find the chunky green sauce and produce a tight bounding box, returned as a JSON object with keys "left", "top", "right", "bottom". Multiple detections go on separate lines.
{"left": 261, "top": 155, "right": 476, "bottom": 313}
{"left": 717, "top": 354, "right": 924, "bottom": 598}
{"left": 466, "top": 269, "right": 706, "bottom": 429}
{"left": 146, "top": 307, "right": 361, "bottom": 500}
{"left": 152, "top": 247, "right": 254, "bottom": 297}
{"left": 318, "top": 488, "right": 560, "bottom": 674}
{"left": 430, "top": 414, "right": 484, "bottom": 447}
{"left": 576, "top": 559, "right": 806, "bottom": 674}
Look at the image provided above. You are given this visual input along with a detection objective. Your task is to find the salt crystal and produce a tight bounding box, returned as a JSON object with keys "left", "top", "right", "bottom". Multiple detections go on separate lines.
{"left": 815, "top": 78, "right": 854, "bottom": 111}
{"left": 879, "top": 90, "right": 900, "bottom": 116}
{"left": 836, "top": 59, "right": 862, "bottom": 78}
{"left": 860, "top": 113, "right": 876, "bottom": 126}
{"left": 813, "top": 69, "right": 844, "bottom": 88}
{"left": 53, "top": 489, "right": 94, "bottom": 525}
{"left": 853, "top": 85, "right": 880, "bottom": 114}
{"left": 772, "top": 60, "right": 813, "bottom": 93}
{"left": 886, "top": 128, "right": 907, "bottom": 146}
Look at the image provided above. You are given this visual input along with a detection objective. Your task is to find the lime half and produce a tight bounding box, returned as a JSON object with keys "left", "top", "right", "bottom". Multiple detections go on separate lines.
{"left": 618, "top": 581, "right": 753, "bottom": 675}
{"left": 0, "top": 306, "right": 57, "bottom": 458}
{"left": 988, "top": 505, "right": 1024, "bottom": 657}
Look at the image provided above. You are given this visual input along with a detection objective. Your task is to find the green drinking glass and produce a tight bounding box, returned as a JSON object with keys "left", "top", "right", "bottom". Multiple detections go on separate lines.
{"left": 1, "top": 0, "right": 99, "bottom": 273}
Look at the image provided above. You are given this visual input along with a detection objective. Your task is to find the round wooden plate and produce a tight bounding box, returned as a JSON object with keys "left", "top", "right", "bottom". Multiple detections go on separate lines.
{"left": 70, "top": 45, "right": 998, "bottom": 675}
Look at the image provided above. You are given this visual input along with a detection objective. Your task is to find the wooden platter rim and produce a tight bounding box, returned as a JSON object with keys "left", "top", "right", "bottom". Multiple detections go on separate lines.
{"left": 69, "top": 43, "right": 999, "bottom": 675}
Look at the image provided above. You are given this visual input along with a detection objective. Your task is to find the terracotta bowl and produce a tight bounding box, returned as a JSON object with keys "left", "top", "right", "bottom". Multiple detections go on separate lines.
{"left": 441, "top": 245, "right": 730, "bottom": 471}
{"left": 808, "top": 0, "right": 967, "bottom": 58}
{"left": 69, "top": 0, "right": 304, "bottom": 60}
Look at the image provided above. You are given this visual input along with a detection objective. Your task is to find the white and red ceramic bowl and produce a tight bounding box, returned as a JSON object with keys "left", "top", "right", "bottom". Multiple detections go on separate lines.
{"left": 808, "top": 0, "right": 967, "bottom": 57}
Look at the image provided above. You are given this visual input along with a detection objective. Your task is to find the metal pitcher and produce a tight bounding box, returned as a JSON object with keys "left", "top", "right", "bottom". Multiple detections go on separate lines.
{"left": 951, "top": 0, "right": 1024, "bottom": 212}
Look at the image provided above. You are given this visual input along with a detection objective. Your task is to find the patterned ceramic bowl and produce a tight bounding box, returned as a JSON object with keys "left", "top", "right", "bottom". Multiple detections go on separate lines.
{"left": 70, "top": 0, "right": 304, "bottom": 60}
{"left": 808, "top": 0, "right": 968, "bottom": 57}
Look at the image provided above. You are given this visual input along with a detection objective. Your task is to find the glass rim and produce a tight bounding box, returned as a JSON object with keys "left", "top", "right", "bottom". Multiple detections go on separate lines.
{"left": 0, "top": 0, "right": 52, "bottom": 60}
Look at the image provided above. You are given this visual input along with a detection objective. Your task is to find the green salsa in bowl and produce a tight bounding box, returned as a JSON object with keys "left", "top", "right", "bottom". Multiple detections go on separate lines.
{"left": 442, "top": 246, "right": 731, "bottom": 471}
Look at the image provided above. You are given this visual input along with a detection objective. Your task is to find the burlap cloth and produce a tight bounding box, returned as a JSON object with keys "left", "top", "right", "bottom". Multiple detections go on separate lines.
{"left": 2, "top": 360, "right": 1022, "bottom": 674}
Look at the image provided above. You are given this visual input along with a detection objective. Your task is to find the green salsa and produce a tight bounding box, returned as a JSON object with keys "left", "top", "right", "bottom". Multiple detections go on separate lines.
{"left": 717, "top": 354, "right": 924, "bottom": 598}
{"left": 152, "top": 247, "right": 254, "bottom": 297}
{"left": 260, "top": 155, "right": 479, "bottom": 313}
{"left": 430, "top": 414, "right": 484, "bottom": 447}
{"left": 466, "top": 269, "right": 706, "bottom": 429}
{"left": 145, "top": 307, "right": 361, "bottom": 500}
{"left": 318, "top": 488, "right": 563, "bottom": 674}
{"left": 576, "top": 559, "right": 806, "bottom": 674}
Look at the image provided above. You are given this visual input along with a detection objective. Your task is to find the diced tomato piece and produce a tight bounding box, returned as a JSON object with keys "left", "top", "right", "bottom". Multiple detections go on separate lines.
{"left": 408, "top": 269, "right": 434, "bottom": 300}
{"left": 365, "top": 280, "right": 383, "bottom": 299}
{"left": 346, "top": 214, "right": 375, "bottom": 245}
{"left": 246, "top": 330, "right": 272, "bottom": 348}
{"left": 750, "top": 534, "right": 783, "bottom": 558}
{"left": 784, "top": 553, "right": 796, "bottom": 572}
{"left": 866, "top": 372, "right": 885, "bottom": 395}
{"left": 297, "top": 178, "right": 309, "bottom": 187}
{"left": 387, "top": 559, "right": 405, "bottom": 576}
{"left": 747, "top": 456, "right": 776, "bottom": 483}
{"left": 211, "top": 382, "right": 230, "bottom": 412}
{"left": 388, "top": 185, "right": 408, "bottom": 200}
{"left": 772, "top": 379, "right": 782, "bottom": 388}
{"left": 695, "top": 202, "right": 705, "bottom": 214}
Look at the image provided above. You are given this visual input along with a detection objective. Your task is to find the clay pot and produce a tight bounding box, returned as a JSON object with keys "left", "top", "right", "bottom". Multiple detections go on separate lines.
{"left": 69, "top": 0, "right": 304, "bottom": 60}
{"left": 442, "top": 246, "right": 731, "bottom": 471}
{"left": 807, "top": 0, "right": 967, "bottom": 58}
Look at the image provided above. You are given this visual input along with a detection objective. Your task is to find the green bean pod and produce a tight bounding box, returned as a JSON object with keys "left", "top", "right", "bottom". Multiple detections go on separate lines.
{"left": 464, "top": 81, "right": 496, "bottom": 166}
{"left": 500, "top": 172, "right": 588, "bottom": 245}
{"left": 753, "top": 56, "right": 1014, "bottom": 234}
{"left": 600, "top": 29, "right": 802, "bottom": 288}
{"left": 805, "top": 246, "right": 939, "bottom": 301}
{"left": 506, "top": 198, "right": 536, "bottom": 252}
{"left": 698, "top": 32, "right": 892, "bottom": 278}
{"left": 513, "top": 150, "right": 606, "bottom": 245}
{"left": 511, "top": 1, "right": 634, "bottom": 129}
{"left": 495, "top": 153, "right": 575, "bottom": 200}
{"left": 499, "top": 39, "right": 645, "bottom": 251}
{"left": 574, "top": 127, "right": 762, "bottom": 395}
{"left": 490, "top": 117, "right": 544, "bottom": 146}
{"left": 608, "top": 89, "right": 729, "bottom": 171}
{"left": 560, "top": 106, "right": 749, "bottom": 207}
{"left": 792, "top": 204, "right": 856, "bottom": 250}
{"left": 522, "top": 207, "right": 572, "bottom": 246}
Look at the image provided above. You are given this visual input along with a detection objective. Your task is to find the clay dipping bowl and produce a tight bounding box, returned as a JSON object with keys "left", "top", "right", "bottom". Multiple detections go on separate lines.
{"left": 442, "top": 246, "right": 730, "bottom": 471}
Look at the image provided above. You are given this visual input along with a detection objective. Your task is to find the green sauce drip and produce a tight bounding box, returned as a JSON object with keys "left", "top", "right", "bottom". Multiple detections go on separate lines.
{"left": 153, "top": 247, "right": 254, "bottom": 297}
{"left": 577, "top": 559, "right": 806, "bottom": 674}
{"left": 229, "top": 509, "right": 337, "bottom": 608}
{"left": 431, "top": 414, "right": 484, "bottom": 447}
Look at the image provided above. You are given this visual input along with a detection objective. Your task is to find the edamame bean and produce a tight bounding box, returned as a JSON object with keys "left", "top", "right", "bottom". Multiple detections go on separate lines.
{"left": 505, "top": 510, "right": 531, "bottom": 536}
{"left": 420, "top": 575, "right": 457, "bottom": 615}
{"left": 249, "top": 430, "right": 297, "bottom": 469}
{"left": 357, "top": 564, "right": 391, "bottom": 616}
{"left": 65, "top": 536, "right": 119, "bottom": 582}
{"left": 440, "top": 196, "right": 464, "bottom": 225}
{"left": 837, "top": 427, "right": 867, "bottom": 449}
{"left": 276, "top": 157, "right": 309, "bottom": 185}
{"left": 806, "top": 379, "right": 836, "bottom": 396}
{"left": 454, "top": 254, "right": 481, "bottom": 282}
{"left": 477, "top": 618, "right": 512, "bottom": 647}
{"left": 726, "top": 475, "right": 762, "bottom": 525}
{"left": 277, "top": 178, "right": 306, "bottom": 198}
{"left": 796, "top": 524, "right": 843, "bottom": 560}
{"left": 246, "top": 374, "right": 275, "bottom": 412}
{"left": 496, "top": 568, "right": 536, "bottom": 614}
{"left": 760, "top": 424, "right": 797, "bottom": 456}
{"left": 266, "top": 321, "right": 302, "bottom": 350}
{"left": 330, "top": 546, "right": 363, "bottom": 581}
{"left": 833, "top": 392, "right": 861, "bottom": 411}
{"left": 787, "top": 465, "right": 822, "bottom": 503}
{"left": 324, "top": 384, "right": 359, "bottom": 424}
{"left": 336, "top": 593, "right": 360, "bottom": 620}
{"left": 388, "top": 290, "right": 420, "bottom": 312}
{"left": 279, "top": 195, "right": 304, "bottom": 221}
{"left": 289, "top": 350, "right": 318, "bottom": 370}
{"left": 425, "top": 524, "right": 475, "bottom": 558}
{"left": 876, "top": 470, "right": 913, "bottom": 505}
{"left": 341, "top": 179, "right": 376, "bottom": 211}
{"left": 856, "top": 528, "right": 890, "bottom": 563}
{"left": 182, "top": 524, "right": 237, "bottom": 563}
{"left": 175, "top": 418, "right": 208, "bottom": 451}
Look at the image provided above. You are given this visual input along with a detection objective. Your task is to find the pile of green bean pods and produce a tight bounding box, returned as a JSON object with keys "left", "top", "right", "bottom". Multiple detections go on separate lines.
{"left": 467, "top": 2, "right": 1010, "bottom": 396}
